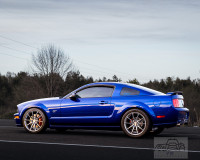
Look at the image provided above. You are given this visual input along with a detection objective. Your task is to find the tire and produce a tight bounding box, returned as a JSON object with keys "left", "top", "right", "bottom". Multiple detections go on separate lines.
{"left": 121, "top": 109, "right": 150, "bottom": 138}
{"left": 150, "top": 127, "right": 164, "bottom": 136}
{"left": 22, "top": 108, "right": 47, "bottom": 133}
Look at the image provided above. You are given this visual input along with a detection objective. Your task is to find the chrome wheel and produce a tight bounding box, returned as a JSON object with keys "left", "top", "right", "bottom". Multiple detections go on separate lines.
{"left": 124, "top": 112, "right": 146, "bottom": 135}
{"left": 23, "top": 108, "right": 46, "bottom": 133}
{"left": 121, "top": 109, "right": 150, "bottom": 138}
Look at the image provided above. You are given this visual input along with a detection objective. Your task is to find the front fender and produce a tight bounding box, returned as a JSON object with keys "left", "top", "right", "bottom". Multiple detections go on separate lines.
{"left": 117, "top": 101, "right": 156, "bottom": 122}
{"left": 19, "top": 102, "right": 50, "bottom": 122}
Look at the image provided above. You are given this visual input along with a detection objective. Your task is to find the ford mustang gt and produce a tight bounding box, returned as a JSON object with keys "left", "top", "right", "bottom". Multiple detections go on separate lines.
{"left": 14, "top": 82, "right": 189, "bottom": 138}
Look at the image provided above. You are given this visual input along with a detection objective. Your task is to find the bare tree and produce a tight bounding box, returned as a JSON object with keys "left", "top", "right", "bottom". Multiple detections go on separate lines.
{"left": 32, "top": 44, "right": 73, "bottom": 96}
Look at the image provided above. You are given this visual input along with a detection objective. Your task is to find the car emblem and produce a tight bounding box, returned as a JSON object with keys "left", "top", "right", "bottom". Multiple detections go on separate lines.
{"left": 52, "top": 110, "right": 57, "bottom": 113}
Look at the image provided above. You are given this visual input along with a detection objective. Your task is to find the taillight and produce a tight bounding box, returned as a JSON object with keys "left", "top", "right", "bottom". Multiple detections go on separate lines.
{"left": 173, "top": 99, "right": 184, "bottom": 108}
{"left": 173, "top": 99, "right": 179, "bottom": 107}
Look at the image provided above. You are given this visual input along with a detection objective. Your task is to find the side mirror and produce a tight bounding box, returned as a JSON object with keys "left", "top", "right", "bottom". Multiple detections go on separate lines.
{"left": 69, "top": 93, "right": 78, "bottom": 100}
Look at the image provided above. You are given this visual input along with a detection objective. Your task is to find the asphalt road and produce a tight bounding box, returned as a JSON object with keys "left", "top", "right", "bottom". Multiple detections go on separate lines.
{"left": 0, "top": 119, "right": 199, "bottom": 160}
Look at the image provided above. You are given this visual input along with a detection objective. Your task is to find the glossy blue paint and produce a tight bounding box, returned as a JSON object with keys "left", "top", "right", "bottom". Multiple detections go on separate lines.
{"left": 14, "top": 82, "right": 189, "bottom": 129}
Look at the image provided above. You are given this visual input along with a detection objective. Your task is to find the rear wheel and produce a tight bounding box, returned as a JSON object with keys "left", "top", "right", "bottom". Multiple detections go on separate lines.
{"left": 22, "top": 108, "right": 47, "bottom": 133}
{"left": 121, "top": 109, "right": 150, "bottom": 138}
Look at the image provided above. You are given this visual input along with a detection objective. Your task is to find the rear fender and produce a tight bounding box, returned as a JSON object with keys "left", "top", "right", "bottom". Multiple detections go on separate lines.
{"left": 117, "top": 101, "right": 156, "bottom": 121}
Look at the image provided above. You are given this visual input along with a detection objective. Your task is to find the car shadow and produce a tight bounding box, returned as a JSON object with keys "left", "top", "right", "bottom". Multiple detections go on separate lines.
{"left": 17, "top": 128, "right": 192, "bottom": 139}
{"left": 45, "top": 129, "right": 160, "bottom": 139}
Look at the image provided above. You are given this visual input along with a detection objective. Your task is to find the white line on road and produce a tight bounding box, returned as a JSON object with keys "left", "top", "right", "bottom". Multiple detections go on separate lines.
{"left": 0, "top": 139, "right": 199, "bottom": 153}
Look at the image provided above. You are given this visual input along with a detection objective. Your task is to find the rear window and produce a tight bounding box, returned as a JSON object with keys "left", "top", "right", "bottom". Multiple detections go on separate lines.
{"left": 120, "top": 87, "right": 140, "bottom": 96}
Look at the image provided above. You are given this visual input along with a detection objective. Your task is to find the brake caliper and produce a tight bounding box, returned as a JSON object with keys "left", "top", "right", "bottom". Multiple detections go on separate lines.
{"left": 39, "top": 117, "right": 42, "bottom": 126}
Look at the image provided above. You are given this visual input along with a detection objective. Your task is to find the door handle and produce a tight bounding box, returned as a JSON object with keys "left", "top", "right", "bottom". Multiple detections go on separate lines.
{"left": 99, "top": 101, "right": 108, "bottom": 105}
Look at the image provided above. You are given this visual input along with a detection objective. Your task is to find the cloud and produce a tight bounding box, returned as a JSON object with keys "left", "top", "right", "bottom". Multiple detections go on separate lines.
{"left": 1, "top": 0, "right": 200, "bottom": 42}
{"left": 0, "top": 0, "right": 200, "bottom": 81}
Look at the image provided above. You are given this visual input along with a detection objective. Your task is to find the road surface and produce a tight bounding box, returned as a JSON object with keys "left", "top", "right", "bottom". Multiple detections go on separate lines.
{"left": 0, "top": 119, "right": 199, "bottom": 160}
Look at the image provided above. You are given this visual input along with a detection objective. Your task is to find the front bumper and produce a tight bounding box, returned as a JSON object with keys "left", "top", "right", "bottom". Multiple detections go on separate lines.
{"left": 14, "top": 113, "right": 22, "bottom": 127}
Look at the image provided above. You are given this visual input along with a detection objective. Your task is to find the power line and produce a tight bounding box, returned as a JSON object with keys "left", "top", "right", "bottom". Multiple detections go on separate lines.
{"left": 78, "top": 65, "right": 134, "bottom": 80}
{"left": 0, "top": 42, "right": 138, "bottom": 79}
{"left": 80, "top": 70, "right": 113, "bottom": 78}
{"left": 74, "top": 59, "right": 150, "bottom": 80}
{"left": 0, "top": 45, "right": 32, "bottom": 55}
{"left": 0, "top": 52, "right": 27, "bottom": 61}
{"left": 0, "top": 51, "right": 148, "bottom": 81}
{"left": 0, "top": 52, "right": 119, "bottom": 78}
{"left": 0, "top": 35, "right": 149, "bottom": 80}
{"left": 0, "top": 35, "right": 37, "bottom": 49}
{"left": 0, "top": 51, "right": 124, "bottom": 79}
{"left": 77, "top": 65, "right": 121, "bottom": 76}
{"left": 74, "top": 59, "right": 126, "bottom": 75}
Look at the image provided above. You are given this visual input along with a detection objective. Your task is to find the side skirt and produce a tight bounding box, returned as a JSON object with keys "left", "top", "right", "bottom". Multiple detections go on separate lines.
{"left": 49, "top": 125, "right": 121, "bottom": 131}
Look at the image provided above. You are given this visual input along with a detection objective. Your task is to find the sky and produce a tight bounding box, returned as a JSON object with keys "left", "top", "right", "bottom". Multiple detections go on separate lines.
{"left": 0, "top": 0, "right": 200, "bottom": 82}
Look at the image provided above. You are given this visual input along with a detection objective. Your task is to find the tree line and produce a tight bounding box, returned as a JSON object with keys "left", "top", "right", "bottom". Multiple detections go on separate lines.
{"left": 0, "top": 71, "right": 199, "bottom": 126}
{"left": 0, "top": 45, "right": 199, "bottom": 126}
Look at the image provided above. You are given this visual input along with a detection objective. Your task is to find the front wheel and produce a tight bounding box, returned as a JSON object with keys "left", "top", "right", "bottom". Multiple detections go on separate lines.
{"left": 22, "top": 108, "right": 47, "bottom": 133}
{"left": 121, "top": 109, "right": 150, "bottom": 138}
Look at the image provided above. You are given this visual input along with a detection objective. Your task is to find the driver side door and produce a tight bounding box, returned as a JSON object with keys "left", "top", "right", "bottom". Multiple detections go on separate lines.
{"left": 59, "top": 86, "right": 115, "bottom": 124}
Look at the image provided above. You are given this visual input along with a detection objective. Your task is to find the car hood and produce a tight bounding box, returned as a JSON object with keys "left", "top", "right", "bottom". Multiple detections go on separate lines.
{"left": 17, "top": 97, "right": 60, "bottom": 107}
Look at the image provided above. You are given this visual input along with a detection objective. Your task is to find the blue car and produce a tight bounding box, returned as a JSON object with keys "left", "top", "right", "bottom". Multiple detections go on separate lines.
{"left": 14, "top": 82, "right": 189, "bottom": 138}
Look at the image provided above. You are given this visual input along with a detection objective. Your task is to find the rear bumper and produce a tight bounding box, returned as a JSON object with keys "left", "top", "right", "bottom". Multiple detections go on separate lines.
{"left": 153, "top": 107, "right": 189, "bottom": 128}
{"left": 177, "top": 109, "right": 189, "bottom": 125}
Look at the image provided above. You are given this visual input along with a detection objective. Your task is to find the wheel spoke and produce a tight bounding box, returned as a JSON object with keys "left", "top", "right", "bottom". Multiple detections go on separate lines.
{"left": 135, "top": 113, "right": 139, "bottom": 120}
{"left": 132, "top": 113, "right": 136, "bottom": 121}
{"left": 124, "top": 111, "right": 146, "bottom": 136}
{"left": 137, "top": 125, "right": 143, "bottom": 130}
{"left": 26, "top": 114, "right": 30, "bottom": 118}
{"left": 30, "top": 124, "right": 34, "bottom": 130}
{"left": 126, "top": 116, "right": 131, "bottom": 121}
{"left": 29, "top": 112, "right": 32, "bottom": 117}
{"left": 34, "top": 125, "right": 37, "bottom": 131}
{"left": 27, "top": 122, "right": 32, "bottom": 126}
{"left": 127, "top": 124, "right": 134, "bottom": 130}
{"left": 131, "top": 126, "right": 135, "bottom": 133}
{"left": 135, "top": 126, "right": 138, "bottom": 134}
{"left": 137, "top": 117, "right": 144, "bottom": 122}
{"left": 36, "top": 124, "right": 41, "bottom": 128}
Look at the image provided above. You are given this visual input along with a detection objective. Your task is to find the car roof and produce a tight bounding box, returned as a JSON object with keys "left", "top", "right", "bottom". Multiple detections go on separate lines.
{"left": 85, "top": 82, "right": 165, "bottom": 95}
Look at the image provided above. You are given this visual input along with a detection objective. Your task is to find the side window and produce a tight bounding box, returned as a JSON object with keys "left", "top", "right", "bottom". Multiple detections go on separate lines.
{"left": 120, "top": 87, "right": 140, "bottom": 96}
{"left": 76, "top": 86, "right": 114, "bottom": 98}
